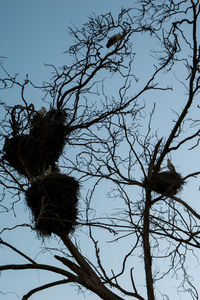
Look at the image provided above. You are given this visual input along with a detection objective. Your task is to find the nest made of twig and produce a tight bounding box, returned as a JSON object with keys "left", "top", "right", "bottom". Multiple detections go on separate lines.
{"left": 2, "top": 134, "right": 59, "bottom": 177}
{"left": 25, "top": 174, "right": 79, "bottom": 237}
{"left": 150, "top": 171, "right": 184, "bottom": 196}
{"left": 29, "top": 108, "right": 68, "bottom": 166}
{"left": 3, "top": 108, "right": 68, "bottom": 177}
{"left": 2, "top": 134, "right": 41, "bottom": 176}
{"left": 30, "top": 108, "right": 67, "bottom": 137}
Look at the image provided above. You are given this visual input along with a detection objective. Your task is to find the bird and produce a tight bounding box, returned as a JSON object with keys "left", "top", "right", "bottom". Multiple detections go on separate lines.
{"left": 167, "top": 159, "right": 176, "bottom": 173}
{"left": 106, "top": 33, "right": 123, "bottom": 48}
{"left": 38, "top": 107, "right": 47, "bottom": 115}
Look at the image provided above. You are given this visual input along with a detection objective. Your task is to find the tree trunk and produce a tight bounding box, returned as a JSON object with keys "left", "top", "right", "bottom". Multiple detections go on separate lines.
{"left": 143, "top": 190, "right": 155, "bottom": 300}
{"left": 59, "top": 234, "right": 124, "bottom": 300}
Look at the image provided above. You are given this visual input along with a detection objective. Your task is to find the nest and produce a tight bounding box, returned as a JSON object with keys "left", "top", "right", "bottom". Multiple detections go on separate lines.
{"left": 150, "top": 171, "right": 184, "bottom": 196}
{"left": 2, "top": 134, "right": 41, "bottom": 176}
{"left": 29, "top": 108, "right": 68, "bottom": 167}
{"left": 25, "top": 174, "right": 79, "bottom": 237}
{"left": 3, "top": 108, "right": 68, "bottom": 177}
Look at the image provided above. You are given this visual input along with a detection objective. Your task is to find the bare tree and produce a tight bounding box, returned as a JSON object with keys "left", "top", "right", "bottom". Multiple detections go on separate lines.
{"left": 1, "top": 1, "right": 200, "bottom": 299}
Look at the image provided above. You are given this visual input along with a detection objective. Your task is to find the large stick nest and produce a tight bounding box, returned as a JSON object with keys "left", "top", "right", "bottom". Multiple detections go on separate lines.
{"left": 25, "top": 174, "right": 79, "bottom": 237}
{"left": 2, "top": 134, "right": 41, "bottom": 176}
{"left": 28, "top": 108, "right": 68, "bottom": 170}
{"left": 149, "top": 171, "right": 184, "bottom": 196}
{"left": 3, "top": 108, "right": 68, "bottom": 177}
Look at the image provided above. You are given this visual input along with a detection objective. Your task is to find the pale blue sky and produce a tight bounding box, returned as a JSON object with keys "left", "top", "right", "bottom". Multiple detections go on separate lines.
{"left": 1, "top": 1, "right": 200, "bottom": 300}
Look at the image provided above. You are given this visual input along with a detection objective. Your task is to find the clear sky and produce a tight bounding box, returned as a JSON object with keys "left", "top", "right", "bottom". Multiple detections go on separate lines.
{"left": 1, "top": 1, "right": 200, "bottom": 300}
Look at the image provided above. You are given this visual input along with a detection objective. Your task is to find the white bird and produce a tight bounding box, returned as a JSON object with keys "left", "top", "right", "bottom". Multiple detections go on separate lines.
{"left": 38, "top": 107, "right": 47, "bottom": 115}
{"left": 106, "top": 33, "right": 123, "bottom": 48}
{"left": 167, "top": 159, "right": 176, "bottom": 173}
